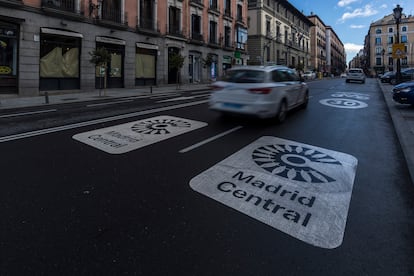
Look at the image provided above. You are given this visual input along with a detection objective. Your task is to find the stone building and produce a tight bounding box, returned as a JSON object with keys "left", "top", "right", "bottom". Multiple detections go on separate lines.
{"left": 308, "top": 14, "right": 346, "bottom": 75}
{"left": 0, "top": 0, "right": 248, "bottom": 96}
{"left": 367, "top": 13, "right": 414, "bottom": 76}
{"left": 247, "top": 0, "right": 313, "bottom": 70}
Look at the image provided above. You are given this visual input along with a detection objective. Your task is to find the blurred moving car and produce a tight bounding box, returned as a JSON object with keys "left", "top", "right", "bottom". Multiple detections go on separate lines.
{"left": 209, "top": 66, "right": 309, "bottom": 122}
{"left": 340, "top": 72, "right": 347, "bottom": 78}
{"left": 346, "top": 68, "right": 365, "bottom": 83}
{"left": 392, "top": 81, "right": 414, "bottom": 105}
{"left": 303, "top": 71, "right": 316, "bottom": 80}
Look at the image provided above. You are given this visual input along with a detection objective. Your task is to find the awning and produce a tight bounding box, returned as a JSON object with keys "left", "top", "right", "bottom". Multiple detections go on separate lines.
{"left": 41, "top": 28, "right": 83, "bottom": 38}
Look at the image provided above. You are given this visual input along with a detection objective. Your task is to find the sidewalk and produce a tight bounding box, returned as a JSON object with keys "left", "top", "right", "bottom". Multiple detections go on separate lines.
{"left": 0, "top": 81, "right": 413, "bottom": 185}
{"left": 0, "top": 83, "right": 212, "bottom": 110}
{"left": 379, "top": 81, "right": 414, "bottom": 185}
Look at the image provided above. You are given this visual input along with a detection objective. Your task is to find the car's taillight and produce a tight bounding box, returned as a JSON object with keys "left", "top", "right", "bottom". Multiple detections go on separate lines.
{"left": 210, "top": 85, "right": 223, "bottom": 91}
{"left": 248, "top": 87, "right": 272, "bottom": 94}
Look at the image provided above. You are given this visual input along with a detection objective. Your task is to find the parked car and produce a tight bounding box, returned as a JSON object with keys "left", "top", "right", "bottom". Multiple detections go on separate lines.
{"left": 380, "top": 71, "right": 395, "bottom": 83}
{"left": 340, "top": 72, "right": 347, "bottom": 78}
{"left": 392, "top": 81, "right": 414, "bottom": 105}
{"left": 209, "top": 66, "right": 309, "bottom": 122}
{"left": 381, "top": 68, "right": 414, "bottom": 85}
{"left": 303, "top": 71, "right": 316, "bottom": 80}
{"left": 346, "top": 68, "right": 366, "bottom": 83}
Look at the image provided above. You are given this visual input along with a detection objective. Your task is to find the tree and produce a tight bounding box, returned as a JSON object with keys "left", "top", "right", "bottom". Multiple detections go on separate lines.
{"left": 169, "top": 52, "right": 185, "bottom": 89}
{"left": 89, "top": 47, "right": 111, "bottom": 96}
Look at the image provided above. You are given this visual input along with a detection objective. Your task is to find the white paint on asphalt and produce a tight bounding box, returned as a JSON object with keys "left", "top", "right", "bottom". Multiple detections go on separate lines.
{"left": 319, "top": 98, "right": 368, "bottom": 109}
{"left": 189, "top": 136, "right": 358, "bottom": 249}
{"left": 0, "top": 100, "right": 208, "bottom": 143}
{"left": 0, "top": 109, "right": 57, "bottom": 118}
{"left": 179, "top": 126, "right": 243, "bottom": 153}
{"left": 73, "top": 115, "right": 208, "bottom": 154}
{"left": 157, "top": 96, "right": 196, "bottom": 103}
{"left": 86, "top": 99, "right": 134, "bottom": 107}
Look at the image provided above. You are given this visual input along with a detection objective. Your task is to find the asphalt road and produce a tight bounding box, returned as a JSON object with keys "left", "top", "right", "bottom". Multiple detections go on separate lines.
{"left": 0, "top": 78, "right": 413, "bottom": 275}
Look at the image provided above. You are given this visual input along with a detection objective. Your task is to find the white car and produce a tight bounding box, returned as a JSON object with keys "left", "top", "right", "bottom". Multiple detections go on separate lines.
{"left": 209, "top": 66, "right": 309, "bottom": 122}
{"left": 303, "top": 71, "right": 316, "bottom": 80}
{"left": 346, "top": 68, "right": 366, "bottom": 83}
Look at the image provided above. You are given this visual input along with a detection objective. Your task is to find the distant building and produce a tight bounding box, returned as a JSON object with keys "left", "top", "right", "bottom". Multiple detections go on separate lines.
{"left": 308, "top": 14, "right": 346, "bottom": 75}
{"left": 247, "top": 0, "right": 313, "bottom": 70}
{"left": 367, "top": 13, "right": 414, "bottom": 76}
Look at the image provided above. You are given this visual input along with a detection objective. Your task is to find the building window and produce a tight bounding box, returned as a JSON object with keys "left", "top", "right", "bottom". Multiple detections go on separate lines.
{"left": 376, "top": 29, "right": 381, "bottom": 34}
{"left": 191, "top": 14, "right": 202, "bottom": 41}
{"left": 209, "top": 0, "right": 217, "bottom": 10}
{"left": 401, "top": 35, "right": 407, "bottom": 43}
{"left": 375, "top": 37, "right": 381, "bottom": 45}
{"left": 169, "top": 6, "right": 181, "bottom": 35}
{"left": 224, "top": 26, "right": 231, "bottom": 47}
{"left": 388, "top": 36, "right": 393, "bottom": 44}
{"left": 388, "top": 57, "right": 393, "bottom": 66}
{"left": 266, "top": 20, "right": 271, "bottom": 37}
{"left": 209, "top": 21, "right": 217, "bottom": 44}
{"left": 402, "top": 26, "right": 407, "bottom": 32}
{"left": 237, "top": 4, "right": 243, "bottom": 21}
{"left": 402, "top": 57, "right": 408, "bottom": 65}
{"left": 0, "top": 21, "right": 18, "bottom": 93}
{"left": 375, "top": 47, "right": 382, "bottom": 54}
{"left": 388, "top": 27, "right": 393, "bottom": 33}
{"left": 376, "top": 57, "right": 381, "bottom": 66}
{"left": 224, "top": 0, "right": 231, "bottom": 16}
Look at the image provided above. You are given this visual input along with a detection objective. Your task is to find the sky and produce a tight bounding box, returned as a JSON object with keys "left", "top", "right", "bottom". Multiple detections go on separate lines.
{"left": 288, "top": 0, "right": 414, "bottom": 63}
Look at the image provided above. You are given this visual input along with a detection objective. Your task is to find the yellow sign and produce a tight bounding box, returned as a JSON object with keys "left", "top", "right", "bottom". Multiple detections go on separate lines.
{"left": 392, "top": 43, "right": 406, "bottom": 59}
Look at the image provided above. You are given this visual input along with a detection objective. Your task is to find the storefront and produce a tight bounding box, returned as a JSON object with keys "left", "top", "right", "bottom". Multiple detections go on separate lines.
{"left": 189, "top": 51, "right": 202, "bottom": 83}
{"left": 135, "top": 42, "right": 157, "bottom": 86}
{"left": 96, "top": 36, "right": 125, "bottom": 89}
{"left": 0, "top": 20, "right": 20, "bottom": 93}
{"left": 39, "top": 28, "right": 82, "bottom": 91}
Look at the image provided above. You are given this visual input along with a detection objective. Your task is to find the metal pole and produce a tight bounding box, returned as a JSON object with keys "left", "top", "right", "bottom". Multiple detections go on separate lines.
{"left": 396, "top": 20, "right": 401, "bottom": 84}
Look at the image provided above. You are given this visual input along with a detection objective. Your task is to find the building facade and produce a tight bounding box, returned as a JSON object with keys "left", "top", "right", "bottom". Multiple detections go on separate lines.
{"left": 247, "top": 0, "right": 313, "bottom": 70}
{"left": 308, "top": 14, "right": 346, "bottom": 75}
{"left": 368, "top": 13, "right": 414, "bottom": 76}
{"left": 0, "top": 0, "right": 248, "bottom": 96}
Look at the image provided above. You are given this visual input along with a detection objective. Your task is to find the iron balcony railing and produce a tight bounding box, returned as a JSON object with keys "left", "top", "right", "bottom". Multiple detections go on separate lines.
{"left": 41, "top": 0, "right": 75, "bottom": 12}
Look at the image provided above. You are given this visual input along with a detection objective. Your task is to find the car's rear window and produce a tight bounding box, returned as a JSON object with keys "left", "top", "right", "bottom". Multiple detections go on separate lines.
{"left": 222, "top": 70, "right": 266, "bottom": 83}
{"left": 349, "top": 69, "right": 362, "bottom": 73}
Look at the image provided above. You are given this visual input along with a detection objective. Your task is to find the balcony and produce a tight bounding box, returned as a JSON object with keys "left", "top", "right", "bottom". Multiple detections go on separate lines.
{"left": 189, "top": 32, "right": 204, "bottom": 45}
{"left": 190, "top": 0, "right": 203, "bottom": 8}
{"left": 42, "top": 0, "right": 75, "bottom": 12}
{"left": 97, "top": 6, "right": 128, "bottom": 29}
{"left": 137, "top": 17, "right": 160, "bottom": 36}
{"left": 167, "top": 25, "right": 185, "bottom": 39}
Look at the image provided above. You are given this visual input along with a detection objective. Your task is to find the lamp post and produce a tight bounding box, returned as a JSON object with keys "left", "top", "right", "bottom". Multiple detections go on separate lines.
{"left": 382, "top": 48, "right": 386, "bottom": 73}
{"left": 393, "top": 4, "right": 403, "bottom": 84}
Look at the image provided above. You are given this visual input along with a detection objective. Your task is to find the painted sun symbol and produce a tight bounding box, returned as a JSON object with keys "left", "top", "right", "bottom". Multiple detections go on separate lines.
{"left": 131, "top": 119, "right": 191, "bottom": 135}
{"left": 252, "top": 144, "right": 342, "bottom": 183}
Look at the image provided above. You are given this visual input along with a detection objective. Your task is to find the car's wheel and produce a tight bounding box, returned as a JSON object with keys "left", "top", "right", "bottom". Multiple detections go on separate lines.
{"left": 276, "top": 100, "right": 287, "bottom": 123}
{"left": 345, "top": 79, "right": 349, "bottom": 83}
{"left": 390, "top": 79, "right": 397, "bottom": 85}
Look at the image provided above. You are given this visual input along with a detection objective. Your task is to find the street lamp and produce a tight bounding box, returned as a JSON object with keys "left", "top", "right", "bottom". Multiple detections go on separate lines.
{"left": 393, "top": 4, "right": 403, "bottom": 84}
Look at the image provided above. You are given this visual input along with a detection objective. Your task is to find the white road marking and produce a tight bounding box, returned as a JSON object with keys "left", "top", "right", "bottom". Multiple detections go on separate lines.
{"left": 86, "top": 100, "right": 134, "bottom": 107}
{"left": 190, "top": 136, "right": 358, "bottom": 249}
{"left": 157, "top": 96, "right": 195, "bottom": 103}
{"left": 179, "top": 126, "right": 243, "bottom": 153}
{"left": 73, "top": 115, "right": 208, "bottom": 154}
{"left": 0, "top": 109, "right": 57, "bottom": 118}
{"left": 0, "top": 100, "right": 208, "bottom": 143}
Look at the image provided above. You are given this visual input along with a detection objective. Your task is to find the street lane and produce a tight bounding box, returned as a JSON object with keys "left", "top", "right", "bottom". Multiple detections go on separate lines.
{"left": 1, "top": 78, "right": 413, "bottom": 275}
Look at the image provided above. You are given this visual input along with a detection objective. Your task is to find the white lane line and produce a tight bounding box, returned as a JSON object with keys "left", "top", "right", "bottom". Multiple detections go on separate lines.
{"left": 86, "top": 99, "right": 134, "bottom": 107}
{"left": 150, "top": 93, "right": 181, "bottom": 99}
{"left": 0, "top": 100, "right": 208, "bottom": 143}
{"left": 179, "top": 126, "right": 243, "bottom": 153}
{"left": 0, "top": 109, "right": 57, "bottom": 119}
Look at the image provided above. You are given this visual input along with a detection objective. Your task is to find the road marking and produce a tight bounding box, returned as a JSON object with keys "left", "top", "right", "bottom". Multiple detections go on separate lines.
{"left": 190, "top": 136, "right": 358, "bottom": 249}
{"left": 157, "top": 96, "right": 195, "bottom": 103}
{"left": 0, "top": 100, "right": 208, "bottom": 143}
{"left": 150, "top": 93, "right": 181, "bottom": 99}
{"left": 73, "top": 115, "right": 207, "bottom": 154}
{"left": 0, "top": 109, "right": 57, "bottom": 118}
{"left": 86, "top": 99, "right": 134, "bottom": 107}
{"left": 179, "top": 126, "right": 243, "bottom": 153}
{"left": 320, "top": 99, "right": 368, "bottom": 109}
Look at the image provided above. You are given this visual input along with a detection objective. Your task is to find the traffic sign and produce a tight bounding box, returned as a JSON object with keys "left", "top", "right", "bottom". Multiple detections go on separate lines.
{"left": 392, "top": 43, "right": 406, "bottom": 59}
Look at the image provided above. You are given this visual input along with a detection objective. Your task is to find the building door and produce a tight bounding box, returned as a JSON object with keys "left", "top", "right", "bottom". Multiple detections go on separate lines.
{"left": 96, "top": 42, "right": 124, "bottom": 89}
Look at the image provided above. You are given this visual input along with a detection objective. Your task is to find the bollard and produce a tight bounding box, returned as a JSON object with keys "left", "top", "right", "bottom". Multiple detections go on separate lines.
{"left": 45, "top": 91, "right": 49, "bottom": 104}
